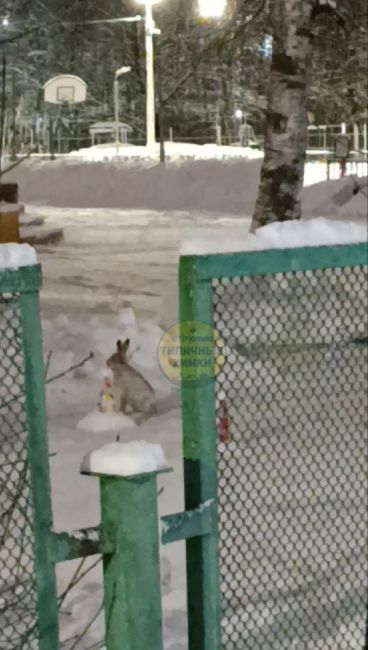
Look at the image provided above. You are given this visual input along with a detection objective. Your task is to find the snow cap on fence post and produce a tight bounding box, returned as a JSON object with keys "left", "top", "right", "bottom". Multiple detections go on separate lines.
{"left": 81, "top": 441, "right": 170, "bottom": 650}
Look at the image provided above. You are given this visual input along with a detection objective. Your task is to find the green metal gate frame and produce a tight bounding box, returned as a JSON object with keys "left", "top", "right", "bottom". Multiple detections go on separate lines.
{"left": 0, "top": 264, "right": 219, "bottom": 649}
{"left": 1, "top": 263, "right": 218, "bottom": 649}
{"left": 0, "top": 266, "right": 118, "bottom": 649}
{"left": 2, "top": 244, "right": 367, "bottom": 649}
{"left": 179, "top": 242, "right": 368, "bottom": 650}
{"left": 0, "top": 266, "right": 111, "bottom": 649}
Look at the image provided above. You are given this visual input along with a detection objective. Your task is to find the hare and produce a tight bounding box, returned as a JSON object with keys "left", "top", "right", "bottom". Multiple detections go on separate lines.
{"left": 106, "top": 339, "right": 157, "bottom": 416}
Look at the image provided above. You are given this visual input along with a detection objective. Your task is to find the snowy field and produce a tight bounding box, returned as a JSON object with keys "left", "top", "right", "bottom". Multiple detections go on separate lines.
{"left": 36, "top": 209, "right": 214, "bottom": 649}
{"left": 1, "top": 165, "right": 367, "bottom": 649}
{"left": 35, "top": 206, "right": 254, "bottom": 650}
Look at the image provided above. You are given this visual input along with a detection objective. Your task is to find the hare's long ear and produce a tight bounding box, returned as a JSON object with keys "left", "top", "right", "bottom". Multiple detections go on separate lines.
{"left": 117, "top": 338, "right": 130, "bottom": 359}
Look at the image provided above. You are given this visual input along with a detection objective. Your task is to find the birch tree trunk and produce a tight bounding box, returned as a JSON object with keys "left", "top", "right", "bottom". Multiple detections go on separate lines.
{"left": 251, "top": 0, "right": 314, "bottom": 231}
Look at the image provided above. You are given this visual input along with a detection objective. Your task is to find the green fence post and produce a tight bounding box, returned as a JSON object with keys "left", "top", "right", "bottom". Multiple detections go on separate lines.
{"left": 179, "top": 256, "right": 222, "bottom": 650}
{"left": 86, "top": 469, "right": 167, "bottom": 650}
{"left": 20, "top": 279, "right": 59, "bottom": 650}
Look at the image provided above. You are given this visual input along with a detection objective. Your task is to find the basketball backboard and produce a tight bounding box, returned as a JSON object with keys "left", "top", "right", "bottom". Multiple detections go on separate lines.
{"left": 44, "top": 75, "right": 87, "bottom": 105}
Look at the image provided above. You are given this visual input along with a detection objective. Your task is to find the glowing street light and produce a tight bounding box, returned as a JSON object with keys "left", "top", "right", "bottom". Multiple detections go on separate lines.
{"left": 198, "top": 0, "right": 226, "bottom": 18}
{"left": 136, "top": 0, "right": 161, "bottom": 148}
{"left": 2, "top": 17, "right": 9, "bottom": 26}
{"left": 234, "top": 109, "right": 243, "bottom": 121}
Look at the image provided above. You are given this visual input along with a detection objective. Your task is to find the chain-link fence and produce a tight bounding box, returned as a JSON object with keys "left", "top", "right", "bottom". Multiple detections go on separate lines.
{"left": 0, "top": 293, "right": 39, "bottom": 650}
{"left": 0, "top": 267, "right": 60, "bottom": 650}
{"left": 213, "top": 265, "right": 368, "bottom": 649}
{"left": 0, "top": 268, "right": 118, "bottom": 650}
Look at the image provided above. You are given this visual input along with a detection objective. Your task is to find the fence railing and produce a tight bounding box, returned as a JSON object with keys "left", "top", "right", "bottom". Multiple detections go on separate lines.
{"left": 326, "top": 159, "right": 368, "bottom": 180}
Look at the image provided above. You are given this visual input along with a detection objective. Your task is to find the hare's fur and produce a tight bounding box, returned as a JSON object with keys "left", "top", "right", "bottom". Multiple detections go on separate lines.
{"left": 107, "top": 339, "right": 156, "bottom": 415}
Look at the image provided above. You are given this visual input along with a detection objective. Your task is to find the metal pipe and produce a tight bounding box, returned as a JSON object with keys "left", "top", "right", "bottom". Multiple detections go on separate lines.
{"left": 114, "top": 78, "right": 119, "bottom": 145}
{"left": 0, "top": 56, "right": 6, "bottom": 178}
{"left": 144, "top": 0, "right": 156, "bottom": 147}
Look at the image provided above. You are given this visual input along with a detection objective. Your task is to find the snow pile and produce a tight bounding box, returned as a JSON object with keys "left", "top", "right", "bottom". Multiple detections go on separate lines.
{"left": 77, "top": 411, "right": 138, "bottom": 433}
{"left": 68, "top": 140, "right": 264, "bottom": 163}
{"left": 181, "top": 217, "right": 367, "bottom": 256}
{"left": 0, "top": 243, "right": 37, "bottom": 270}
{"left": 81, "top": 440, "right": 166, "bottom": 476}
{"left": 0, "top": 202, "right": 22, "bottom": 213}
{"left": 303, "top": 175, "right": 368, "bottom": 220}
{"left": 336, "top": 190, "right": 368, "bottom": 221}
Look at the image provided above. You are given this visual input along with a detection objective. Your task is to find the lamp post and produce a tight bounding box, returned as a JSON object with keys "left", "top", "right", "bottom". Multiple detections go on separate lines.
{"left": 136, "top": 0, "right": 161, "bottom": 148}
{"left": 114, "top": 66, "right": 131, "bottom": 148}
{"left": 198, "top": 0, "right": 226, "bottom": 146}
{"left": 234, "top": 108, "right": 243, "bottom": 146}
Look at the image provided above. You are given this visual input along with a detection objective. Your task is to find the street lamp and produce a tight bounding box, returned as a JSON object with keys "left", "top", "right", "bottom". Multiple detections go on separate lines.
{"left": 2, "top": 17, "right": 9, "bottom": 26}
{"left": 198, "top": 0, "right": 226, "bottom": 18}
{"left": 136, "top": 0, "right": 161, "bottom": 148}
{"left": 114, "top": 65, "right": 131, "bottom": 147}
{"left": 234, "top": 109, "right": 245, "bottom": 146}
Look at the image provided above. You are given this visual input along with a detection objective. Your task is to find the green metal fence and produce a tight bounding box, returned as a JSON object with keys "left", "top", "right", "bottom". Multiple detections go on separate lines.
{"left": 0, "top": 263, "right": 217, "bottom": 650}
{"left": 0, "top": 266, "right": 58, "bottom": 650}
{"left": 179, "top": 243, "right": 368, "bottom": 650}
{"left": 2, "top": 244, "right": 367, "bottom": 650}
{"left": 0, "top": 288, "right": 38, "bottom": 650}
{"left": 0, "top": 266, "right": 101, "bottom": 650}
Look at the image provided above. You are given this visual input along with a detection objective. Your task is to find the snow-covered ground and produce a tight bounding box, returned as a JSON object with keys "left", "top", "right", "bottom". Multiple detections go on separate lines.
{"left": 37, "top": 207, "right": 252, "bottom": 650}
{"left": 43, "top": 307, "right": 185, "bottom": 649}
{"left": 1, "top": 167, "right": 367, "bottom": 649}
{"left": 67, "top": 140, "right": 264, "bottom": 163}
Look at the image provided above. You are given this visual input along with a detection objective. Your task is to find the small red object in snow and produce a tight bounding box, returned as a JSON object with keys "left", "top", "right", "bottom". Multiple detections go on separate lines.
{"left": 218, "top": 399, "right": 231, "bottom": 444}
{"left": 98, "top": 376, "right": 115, "bottom": 413}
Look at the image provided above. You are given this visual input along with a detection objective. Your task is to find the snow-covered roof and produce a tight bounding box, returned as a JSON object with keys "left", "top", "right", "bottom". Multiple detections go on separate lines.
{"left": 89, "top": 122, "right": 133, "bottom": 134}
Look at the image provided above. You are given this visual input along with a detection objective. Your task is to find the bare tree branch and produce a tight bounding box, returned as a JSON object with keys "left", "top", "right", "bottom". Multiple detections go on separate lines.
{"left": 46, "top": 352, "right": 94, "bottom": 384}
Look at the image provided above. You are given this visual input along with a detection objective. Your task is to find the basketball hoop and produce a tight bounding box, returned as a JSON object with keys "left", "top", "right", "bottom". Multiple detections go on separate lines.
{"left": 43, "top": 75, "right": 87, "bottom": 105}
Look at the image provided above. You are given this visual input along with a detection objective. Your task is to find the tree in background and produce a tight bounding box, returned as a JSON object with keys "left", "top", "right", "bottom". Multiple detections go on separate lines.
{"left": 251, "top": 0, "right": 315, "bottom": 230}
{"left": 310, "top": 0, "right": 368, "bottom": 125}
{"left": 0, "top": 0, "right": 366, "bottom": 155}
{"left": 0, "top": 0, "right": 268, "bottom": 149}
{"left": 154, "top": 0, "right": 268, "bottom": 143}
{"left": 251, "top": 0, "right": 367, "bottom": 230}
